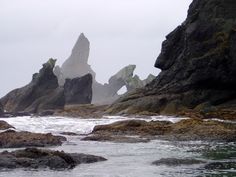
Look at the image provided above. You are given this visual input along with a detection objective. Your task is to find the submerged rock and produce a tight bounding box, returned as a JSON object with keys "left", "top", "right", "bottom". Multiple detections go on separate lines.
{"left": 82, "top": 135, "right": 150, "bottom": 143}
{"left": 0, "top": 130, "right": 66, "bottom": 148}
{"left": 0, "top": 148, "right": 107, "bottom": 170}
{"left": 107, "top": 0, "right": 236, "bottom": 117}
{"left": 204, "top": 162, "right": 236, "bottom": 170}
{"left": 152, "top": 158, "right": 204, "bottom": 166}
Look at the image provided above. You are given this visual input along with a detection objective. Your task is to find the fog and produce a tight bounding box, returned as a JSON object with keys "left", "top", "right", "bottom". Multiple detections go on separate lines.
{"left": 0, "top": 0, "right": 192, "bottom": 97}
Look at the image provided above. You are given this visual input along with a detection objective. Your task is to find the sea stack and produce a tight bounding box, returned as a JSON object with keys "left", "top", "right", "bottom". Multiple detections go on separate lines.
{"left": 57, "top": 33, "right": 96, "bottom": 86}
{"left": 107, "top": 0, "right": 236, "bottom": 115}
{"left": 55, "top": 33, "right": 155, "bottom": 105}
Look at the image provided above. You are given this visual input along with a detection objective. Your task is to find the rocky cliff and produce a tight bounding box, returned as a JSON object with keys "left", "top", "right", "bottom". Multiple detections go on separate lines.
{"left": 1, "top": 59, "right": 93, "bottom": 113}
{"left": 107, "top": 0, "right": 236, "bottom": 115}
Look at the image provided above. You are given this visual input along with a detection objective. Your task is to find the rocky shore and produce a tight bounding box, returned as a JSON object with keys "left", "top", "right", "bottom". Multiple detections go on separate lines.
{"left": 83, "top": 118, "right": 236, "bottom": 142}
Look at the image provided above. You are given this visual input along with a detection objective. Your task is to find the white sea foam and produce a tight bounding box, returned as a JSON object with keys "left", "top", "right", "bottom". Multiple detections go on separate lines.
{"left": 0, "top": 115, "right": 187, "bottom": 135}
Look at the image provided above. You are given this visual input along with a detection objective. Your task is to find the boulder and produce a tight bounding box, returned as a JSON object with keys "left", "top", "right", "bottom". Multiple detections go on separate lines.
{"left": 107, "top": 0, "right": 236, "bottom": 116}
{"left": 0, "top": 130, "right": 66, "bottom": 148}
{"left": 64, "top": 74, "right": 92, "bottom": 105}
{"left": 0, "top": 121, "right": 14, "bottom": 130}
{"left": 0, "top": 148, "right": 107, "bottom": 170}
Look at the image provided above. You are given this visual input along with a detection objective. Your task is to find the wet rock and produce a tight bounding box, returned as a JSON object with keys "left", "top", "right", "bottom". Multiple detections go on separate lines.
{"left": 107, "top": 0, "right": 236, "bottom": 118}
{"left": 0, "top": 131, "right": 66, "bottom": 148}
{"left": 0, "top": 121, "right": 14, "bottom": 130}
{"left": 60, "top": 132, "right": 78, "bottom": 136}
{"left": 64, "top": 74, "right": 92, "bottom": 105}
{"left": 92, "top": 119, "right": 172, "bottom": 136}
{"left": 152, "top": 158, "right": 204, "bottom": 166}
{"left": 88, "top": 118, "right": 236, "bottom": 142}
{"left": 82, "top": 135, "right": 150, "bottom": 143}
{"left": 168, "top": 118, "right": 236, "bottom": 141}
{"left": 0, "top": 148, "right": 107, "bottom": 170}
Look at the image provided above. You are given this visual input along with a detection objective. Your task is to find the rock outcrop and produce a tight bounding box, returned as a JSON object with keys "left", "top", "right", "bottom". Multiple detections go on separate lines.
{"left": 0, "top": 130, "right": 66, "bottom": 148}
{"left": 0, "top": 121, "right": 14, "bottom": 130}
{"left": 0, "top": 148, "right": 107, "bottom": 170}
{"left": 85, "top": 119, "right": 236, "bottom": 141}
{"left": 0, "top": 59, "right": 93, "bottom": 113}
{"left": 107, "top": 0, "right": 236, "bottom": 116}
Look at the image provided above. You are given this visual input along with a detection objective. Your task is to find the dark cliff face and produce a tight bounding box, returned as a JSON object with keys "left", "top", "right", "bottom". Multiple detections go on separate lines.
{"left": 108, "top": 0, "right": 236, "bottom": 114}
{"left": 64, "top": 74, "right": 93, "bottom": 105}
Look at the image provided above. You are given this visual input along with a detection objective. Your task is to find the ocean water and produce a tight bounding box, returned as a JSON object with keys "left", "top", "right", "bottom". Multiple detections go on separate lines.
{"left": 0, "top": 116, "right": 235, "bottom": 177}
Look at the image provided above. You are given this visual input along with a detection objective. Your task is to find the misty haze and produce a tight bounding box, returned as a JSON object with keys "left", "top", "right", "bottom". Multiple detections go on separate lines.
{"left": 0, "top": 0, "right": 236, "bottom": 177}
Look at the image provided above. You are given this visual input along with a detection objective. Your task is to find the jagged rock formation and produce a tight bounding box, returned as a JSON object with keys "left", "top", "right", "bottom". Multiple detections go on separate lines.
{"left": 107, "top": 0, "right": 236, "bottom": 115}
{"left": 1, "top": 59, "right": 92, "bottom": 113}
{"left": 55, "top": 33, "right": 95, "bottom": 86}
{"left": 55, "top": 33, "right": 155, "bottom": 105}
{"left": 93, "top": 65, "right": 155, "bottom": 104}
{"left": 1, "top": 59, "right": 64, "bottom": 113}
{"left": 64, "top": 74, "right": 92, "bottom": 105}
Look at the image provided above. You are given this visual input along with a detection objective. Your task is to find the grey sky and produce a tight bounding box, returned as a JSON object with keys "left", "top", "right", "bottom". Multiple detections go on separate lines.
{"left": 0, "top": 0, "right": 192, "bottom": 97}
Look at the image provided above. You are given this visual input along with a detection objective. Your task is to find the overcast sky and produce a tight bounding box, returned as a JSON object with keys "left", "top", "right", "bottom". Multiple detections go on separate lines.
{"left": 0, "top": 0, "right": 192, "bottom": 97}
